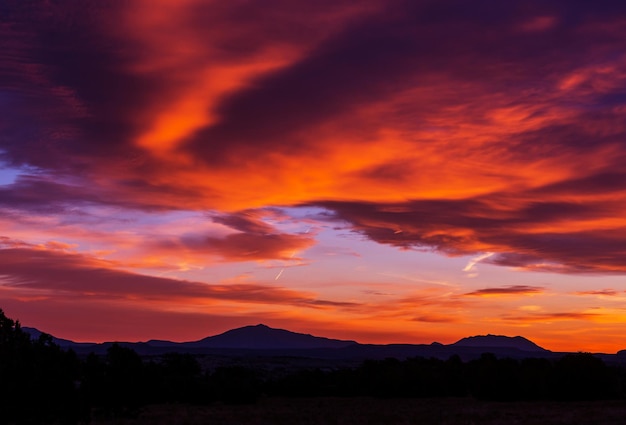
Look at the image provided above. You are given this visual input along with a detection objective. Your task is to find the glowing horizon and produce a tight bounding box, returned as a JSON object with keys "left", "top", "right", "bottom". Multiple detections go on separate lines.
{"left": 2, "top": 0, "right": 626, "bottom": 353}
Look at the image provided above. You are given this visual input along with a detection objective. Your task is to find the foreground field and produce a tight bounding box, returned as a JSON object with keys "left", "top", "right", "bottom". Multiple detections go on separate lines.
{"left": 92, "top": 397, "right": 626, "bottom": 425}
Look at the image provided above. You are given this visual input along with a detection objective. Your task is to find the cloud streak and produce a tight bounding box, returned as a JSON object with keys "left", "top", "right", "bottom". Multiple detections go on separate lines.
{"left": 0, "top": 245, "right": 339, "bottom": 309}
{"left": 502, "top": 312, "right": 601, "bottom": 322}
{"left": 573, "top": 289, "right": 620, "bottom": 296}
{"left": 465, "top": 285, "right": 545, "bottom": 297}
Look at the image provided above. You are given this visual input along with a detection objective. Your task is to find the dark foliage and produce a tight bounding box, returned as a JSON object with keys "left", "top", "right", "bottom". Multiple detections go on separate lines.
{"left": 0, "top": 309, "right": 84, "bottom": 425}
{"left": 267, "top": 353, "right": 625, "bottom": 402}
{"left": 208, "top": 366, "right": 262, "bottom": 405}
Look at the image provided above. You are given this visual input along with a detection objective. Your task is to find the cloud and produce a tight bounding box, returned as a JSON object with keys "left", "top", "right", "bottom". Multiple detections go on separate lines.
{"left": 154, "top": 210, "right": 317, "bottom": 262}
{"left": 463, "top": 252, "right": 494, "bottom": 275}
{"left": 412, "top": 314, "right": 459, "bottom": 323}
{"left": 0, "top": 175, "right": 96, "bottom": 213}
{"left": 192, "top": 232, "right": 314, "bottom": 262}
{"left": 211, "top": 210, "right": 278, "bottom": 234}
{"left": 0, "top": 245, "right": 341, "bottom": 309}
{"left": 2, "top": 0, "right": 626, "bottom": 278}
{"left": 573, "top": 289, "right": 619, "bottom": 296}
{"left": 0, "top": 174, "right": 211, "bottom": 215}
{"left": 1, "top": 0, "right": 624, "bottom": 207}
{"left": 4, "top": 0, "right": 626, "bottom": 351}
{"left": 465, "top": 285, "right": 545, "bottom": 297}
{"left": 395, "top": 290, "right": 467, "bottom": 310}
{"left": 502, "top": 312, "right": 601, "bottom": 322}
{"left": 317, "top": 198, "right": 626, "bottom": 274}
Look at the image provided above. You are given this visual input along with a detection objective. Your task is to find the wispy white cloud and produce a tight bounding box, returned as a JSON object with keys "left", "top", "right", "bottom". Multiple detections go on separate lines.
{"left": 462, "top": 252, "right": 494, "bottom": 275}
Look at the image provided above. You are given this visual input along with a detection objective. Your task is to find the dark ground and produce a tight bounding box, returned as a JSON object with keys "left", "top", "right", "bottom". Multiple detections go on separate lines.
{"left": 91, "top": 397, "right": 626, "bottom": 425}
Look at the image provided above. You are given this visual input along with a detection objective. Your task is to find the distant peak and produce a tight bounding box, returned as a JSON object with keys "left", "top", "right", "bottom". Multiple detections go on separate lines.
{"left": 191, "top": 322, "right": 356, "bottom": 349}
{"left": 451, "top": 334, "right": 547, "bottom": 352}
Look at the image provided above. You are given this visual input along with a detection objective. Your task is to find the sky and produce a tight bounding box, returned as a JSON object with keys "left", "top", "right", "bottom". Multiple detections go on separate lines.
{"left": 1, "top": 0, "right": 626, "bottom": 353}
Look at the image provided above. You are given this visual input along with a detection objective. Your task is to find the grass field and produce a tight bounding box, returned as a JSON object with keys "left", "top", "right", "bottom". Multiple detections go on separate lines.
{"left": 91, "top": 397, "right": 626, "bottom": 425}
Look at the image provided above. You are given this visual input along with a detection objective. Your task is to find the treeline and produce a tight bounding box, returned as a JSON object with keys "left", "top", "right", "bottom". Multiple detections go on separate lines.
{"left": 268, "top": 354, "right": 624, "bottom": 401}
{"left": 2, "top": 309, "right": 626, "bottom": 424}
{"left": 0, "top": 310, "right": 82, "bottom": 424}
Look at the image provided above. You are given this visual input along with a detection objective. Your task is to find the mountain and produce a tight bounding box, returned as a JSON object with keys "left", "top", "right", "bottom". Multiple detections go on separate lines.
{"left": 21, "top": 325, "right": 566, "bottom": 361}
{"left": 22, "top": 327, "right": 94, "bottom": 348}
{"left": 185, "top": 324, "right": 357, "bottom": 350}
{"left": 451, "top": 334, "right": 548, "bottom": 352}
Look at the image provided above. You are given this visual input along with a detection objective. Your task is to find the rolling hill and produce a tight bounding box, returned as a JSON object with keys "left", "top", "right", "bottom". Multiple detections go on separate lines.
{"left": 19, "top": 323, "right": 587, "bottom": 362}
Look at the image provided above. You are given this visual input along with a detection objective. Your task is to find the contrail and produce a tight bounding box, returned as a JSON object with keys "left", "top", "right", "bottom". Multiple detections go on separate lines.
{"left": 275, "top": 226, "right": 311, "bottom": 280}
{"left": 463, "top": 252, "right": 494, "bottom": 272}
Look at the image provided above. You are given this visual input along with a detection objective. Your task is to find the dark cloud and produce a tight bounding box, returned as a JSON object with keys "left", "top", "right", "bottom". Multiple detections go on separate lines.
{"left": 317, "top": 197, "right": 626, "bottom": 273}
{"left": 531, "top": 172, "right": 626, "bottom": 197}
{"left": 187, "top": 4, "right": 425, "bottom": 159}
{"left": 0, "top": 0, "right": 377, "bottom": 172}
{"left": 487, "top": 232, "right": 626, "bottom": 273}
{"left": 0, "top": 1, "right": 152, "bottom": 171}
{"left": 308, "top": 299, "right": 362, "bottom": 309}
{"left": 0, "top": 246, "right": 339, "bottom": 308}
{"left": 158, "top": 210, "right": 317, "bottom": 261}
{"left": 184, "top": 0, "right": 626, "bottom": 163}
{"left": 412, "top": 314, "right": 458, "bottom": 323}
{"left": 192, "top": 232, "right": 314, "bottom": 261}
{"left": 0, "top": 174, "right": 206, "bottom": 214}
{"left": 0, "top": 175, "right": 97, "bottom": 213}
{"left": 465, "top": 285, "right": 545, "bottom": 296}
{"left": 211, "top": 210, "right": 277, "bottom": 234}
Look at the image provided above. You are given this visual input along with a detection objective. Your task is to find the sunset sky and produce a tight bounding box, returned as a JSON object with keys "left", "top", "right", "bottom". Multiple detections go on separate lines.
{"left": 2, "top": 0, "right": 626, "bottom": 353}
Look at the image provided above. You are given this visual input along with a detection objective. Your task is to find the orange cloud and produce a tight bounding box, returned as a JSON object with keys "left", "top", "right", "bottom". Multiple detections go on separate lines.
{"left": 115, "top": 0, "right": 381, "bottom": 160}
{"left": 573, "top": 289, "right": 619, "bottom": 296}
{"left": 5, "top": 1, "right": 626, "bottom": 227}
{"left": 465, "top": 285, "right": 545, "bottom": 297}
{"left": 502, "top": 312, "right": 601, "bottom": 322}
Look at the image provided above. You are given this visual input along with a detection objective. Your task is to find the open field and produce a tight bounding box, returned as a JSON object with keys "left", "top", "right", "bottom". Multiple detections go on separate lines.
{"left": 92, "top": 397, "right": 626, "bottom": 425}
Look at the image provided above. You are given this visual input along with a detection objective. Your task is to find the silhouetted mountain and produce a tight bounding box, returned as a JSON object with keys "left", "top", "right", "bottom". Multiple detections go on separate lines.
{"left": 30, "top": 324, "right": 622, "bottom": 364}
{"left": 451, "top": 334, "right": 548, "bottom": 352}
{"left": 22, "top": 326, "right": 95, "bottom": 348}
{"left": 144, "top": 339, "right": 182, "bottom": 348}
{"left": 185, "top": 324, "right": 358, "bottom": 349}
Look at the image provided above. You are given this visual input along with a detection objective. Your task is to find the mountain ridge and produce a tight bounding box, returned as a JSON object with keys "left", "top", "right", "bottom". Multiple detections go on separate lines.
{"left": 21, "top": 323, "right": 562, "bottom": 358}
{"left": 452, "top": 334, "right": 548, "bottom": 352}
{"left": 24, "top": 323, "right": 626, "bottom": 363}
{"left": 184, "top": 323, "right": 358, "bottom": 349}
{"left": 22, "top": 327, "right": 94, "bottom": 348}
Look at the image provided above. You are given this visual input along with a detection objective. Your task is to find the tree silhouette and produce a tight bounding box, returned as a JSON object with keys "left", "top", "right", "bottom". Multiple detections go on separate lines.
{"left": 552, "top": 353, "right": 618, "bottom": 400}
{"left": 0, "top": 309, "right": 83, "bottom": 424}
{"left": 209, "top": 366, "right": 262, "bottom": 404}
